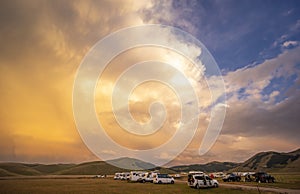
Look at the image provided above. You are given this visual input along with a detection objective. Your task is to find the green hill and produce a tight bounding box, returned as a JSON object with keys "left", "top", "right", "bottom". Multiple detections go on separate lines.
{"left": 55, "top": 161, "right": 126, "bottom": 175}
{"left": 0, "top": 163, "right": 42, "bottom": 176}
{"left": 170, "top": 161, "right": 239, "bottom": 173}
{"left": 107, "top": 157, "right": 156, "bottom": 170}
{"left": 32, "top": 164, "right": 75, "bottom": 174}
{"left": 0, "top": 168, "right": 19, "bottom": 176}
{"left": 0, "top": 149, "right": 299, "bottom": 176}
{"left": 231, "top": 148, "right": 300, "bottom": 172}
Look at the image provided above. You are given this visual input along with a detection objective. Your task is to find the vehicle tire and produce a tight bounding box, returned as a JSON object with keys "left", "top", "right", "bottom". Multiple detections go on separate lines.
{"left": 196, "top": 184, "right": 200, "bottom": 189}
{"left": 158, "top": 180, "right": 162, "bottom": 184}
{"left": 214, "top": 183, "right": 218, "bottom": 188}
{"left": 171, "top": 180, "right": 174, "bottom": 184}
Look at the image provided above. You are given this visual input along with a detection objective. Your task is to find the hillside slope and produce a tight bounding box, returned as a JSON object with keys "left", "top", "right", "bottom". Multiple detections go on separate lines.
{"left": 1, "top": 149, "right": 299, "bottom": 176}
{"left": 231, "top": 149, "right": 300, "bottom": 172}
{"left": 170, "top": 161, "right": 239, "bottom": 173}
{"left": 0, "top": 163, "right": 42, "bottom": 176}
{"left": 55, "top": 161, "right": 126, "bottom": 175}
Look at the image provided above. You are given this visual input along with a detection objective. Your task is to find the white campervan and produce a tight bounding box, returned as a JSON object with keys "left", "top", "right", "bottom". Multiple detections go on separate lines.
{"left": 114, "top": 172, "right": 121, "bottom": 180}
{"left": 142, "top": 172, "right": 157, "bottom": 183}
{"left": 129, "top": 171, "right": 147, "bottom": 182}
{"left": 121, "top": 172, "right": 130, "bottom": 180}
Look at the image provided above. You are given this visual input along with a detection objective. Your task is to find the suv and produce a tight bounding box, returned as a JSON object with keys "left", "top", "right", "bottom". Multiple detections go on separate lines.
{"left": 253, "top": 172, "right": 275, "bottom": 183}
{"left": 188, "top": 174, "right": 219, "bottom": 188}
{"left": 153, "top": 174, "right": 174, "bottom": 184}
{"left": 222, "top": 173, "right": 241, "bottom": 182}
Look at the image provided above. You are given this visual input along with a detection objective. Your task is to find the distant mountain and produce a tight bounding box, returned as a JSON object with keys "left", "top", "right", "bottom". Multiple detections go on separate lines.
{"left": 0, "top": 149, "right": 299, "bottom": 176}
{"left": 149, "top": 166, "right": 177, "bottom": 174}
{"left": 107, "top": 157, "right": 156, "bottom": 170}
{"left": 0, "top": 158, "right": 157, "bottom": 176}
{"left": 0, "top": 163, "right": 43, "bottom": 176}
{"left": 55, "top": 161, "right": 126, "bottom": 175}
{"left": 231, "top": 148, "right": 300, "bottom": 172}
{"left": 170, "top": 161, "right": 239, "bottom": 173}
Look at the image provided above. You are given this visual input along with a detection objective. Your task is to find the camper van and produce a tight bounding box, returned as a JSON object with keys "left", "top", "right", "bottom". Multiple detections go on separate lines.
{"left": 114, "top": 172, "right": 121, "bottom": 180}
{"left": 121, "top": 172, "right": 130, "bottom": 180}
{"left": 142, "top": 172, "right": 158, "bottom": 183}
{"left": 129, "top": 171, "right": 147, "bottom": 182}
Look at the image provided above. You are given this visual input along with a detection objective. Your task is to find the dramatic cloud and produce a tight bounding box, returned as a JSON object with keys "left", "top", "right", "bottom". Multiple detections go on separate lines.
{"left": 0, "top": 0, "right": 157, "bottom": 163}
{"left": 0, "top": 0, "right": 299, "bottom": 165}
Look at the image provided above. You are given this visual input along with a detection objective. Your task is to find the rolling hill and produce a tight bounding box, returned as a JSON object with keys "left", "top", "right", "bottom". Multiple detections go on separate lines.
{"left": 55, "top": 161, "right": 127, "bottom": 175}
{"left": 107, "top": 157, "right": 156, "bottom": 170}
{"left": 0, "top": 148, "right": 299, "bottom": 176}
{"left": 0, "top": 163, "right": 43, "bottom": 176}
{"left": 170, "top": 161, "right": 239, "bottom": 173}
{"left": 0, "top": 158, "right": 157, "bottom": 176}
{"left": 231, "top": 148, "right": 300, "bottom": 172}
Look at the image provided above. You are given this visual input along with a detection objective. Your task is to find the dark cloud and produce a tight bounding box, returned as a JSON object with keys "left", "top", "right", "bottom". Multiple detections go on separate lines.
{"left": 222, "top": 90, "right": 300, "bottom": 142}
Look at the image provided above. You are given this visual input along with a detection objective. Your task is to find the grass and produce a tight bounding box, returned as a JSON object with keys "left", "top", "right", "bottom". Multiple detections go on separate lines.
{"left": 215, "top": 173, "right": 300, "bottom": 190}
{"left": 0, "top": 178, "right": 277, "bottom": 194}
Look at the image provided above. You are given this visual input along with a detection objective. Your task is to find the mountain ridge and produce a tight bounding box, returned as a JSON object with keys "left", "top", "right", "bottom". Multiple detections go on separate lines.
{"left": 0, "top": 148, "right": 299, "bottom": 176}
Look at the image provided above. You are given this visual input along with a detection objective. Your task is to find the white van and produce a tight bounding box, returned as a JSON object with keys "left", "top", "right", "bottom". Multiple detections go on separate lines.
{"left": 114, "top": 172, "right": 121, "bottom": 180}
{"left": 129, "top": 171, "right": 147, "bottom": 182}
{"left": 121, "top": 172, "right": 130, "bottom": 180}
{"left": 142, "top": 172, "right": 157, "bottom": 183}
{"left": 187, "top": 174, "right": 218, "bottom": 188}
{"left": 153, "top": 173, "right": 174, "bottom": 184}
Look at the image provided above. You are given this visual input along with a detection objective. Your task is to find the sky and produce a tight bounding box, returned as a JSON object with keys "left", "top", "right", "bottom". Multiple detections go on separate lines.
{"left": 0, "top": 0, "right": 299, "bottom": 166}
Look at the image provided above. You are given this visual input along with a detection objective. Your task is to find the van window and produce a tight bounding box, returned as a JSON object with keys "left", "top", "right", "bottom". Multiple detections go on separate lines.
{"left": 158, "top": 174, "right": 168, "bottom": 178}
{"left": 195, "top": 176, "right": 204, "bottom": 180}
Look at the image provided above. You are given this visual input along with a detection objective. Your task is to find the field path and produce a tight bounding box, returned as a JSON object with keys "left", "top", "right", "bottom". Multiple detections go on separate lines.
{"left": 219, "top": 183, "right": 300, "bottom": 194}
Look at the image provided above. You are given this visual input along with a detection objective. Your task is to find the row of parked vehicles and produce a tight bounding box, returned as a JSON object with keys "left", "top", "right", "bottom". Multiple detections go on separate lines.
{"left": 114, "top": 171, "right": 175, "bottom": 184}
{"left": 113, "top": 170, "right": 274, "bottom": 190}
{"left": 114, "top": 170, "right": 219, "bottom": 189}
{"left": 222, "top": 172, "right": 275, "bottom": 183}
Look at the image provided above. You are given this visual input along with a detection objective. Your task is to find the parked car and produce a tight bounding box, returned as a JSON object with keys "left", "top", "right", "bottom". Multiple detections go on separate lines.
{"left": 153, "top": 173, "right": 174, "bottom": 184}
{"left": 187, "top": 174, "right": 219, "bottom": 188}
{"left": 222, "top": 173, "right": 241, "bottom": 182}
{"left": 253, "top": 172, "right": 275, "bottom": 183}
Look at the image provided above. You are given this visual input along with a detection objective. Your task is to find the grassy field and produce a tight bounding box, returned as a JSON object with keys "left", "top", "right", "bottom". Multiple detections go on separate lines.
{"left": 215, "top": 173, "right": 300, "bottom": 190}
{"left": 0, "top": 178, "right": 277, "bottom": 194}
